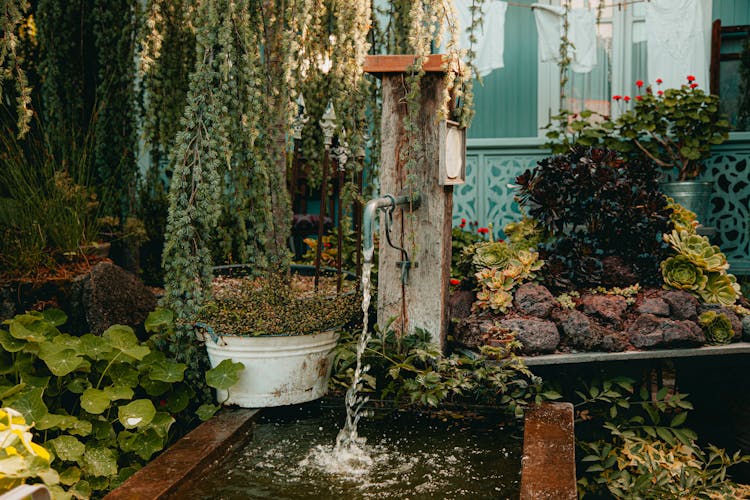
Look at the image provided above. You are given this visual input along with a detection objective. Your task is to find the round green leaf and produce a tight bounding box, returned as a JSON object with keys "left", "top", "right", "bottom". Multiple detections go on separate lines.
{"left": 80, "top": 334, "right": 113, "bottom": 360}
{"left": 48, "top": 436, "right": 85, "bottom": 462}
{"left": 102, "top": 325, "right": 150, "bottom": 360}
{"left": 117, "top": 399, "right": 156, "bottom": 429}
{"left": 9, "top": 315, "right": 51, "bottom": 342}
{"left": 81, "top": 388, "right": 111, "bottom": 415}
{"left": 82, "top": 446, "right": 118, "bottom": 477}
{"left": 4, "top": 387, "right": 48, "bottom": 423}
{"left": 196, "top": 404, "right": 219, "bottom": 421}
{"left": 0, "top": 329, "right": 26, "bottom": 352}
{"left": 144, "top": 309, "right": 174, "bottom": 333}
{"left": 107, "top": 385, "right": 134, "bottom": 402}
{"left": 59, "top": 466, "right": 82, "bottom": 486}
{"left": 42, "top": 309, "right": 68, "bottom": 327}
{"left": 148, "top": 412, "right": 175, "bottom": 438}
{"left": 39, "top": 347, "right": 84, "bottom": 376}
{"left": 117, "top": 429, "right": 164, "bottom": 461}
{"left": 149, "top": 360, "right": 186, "bottom": 383}
{"left": 205, "top": 359, "right": 244, "bottom": 391}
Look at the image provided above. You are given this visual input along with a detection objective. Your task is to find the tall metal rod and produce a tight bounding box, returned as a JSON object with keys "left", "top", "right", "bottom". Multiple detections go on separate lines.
{"left": 336, "top": 166, "right": 344, "bottom": 293}
{"left": 314, "top": 148, "right": 330, "bottom": 291}
{"left": 354, "top": 166, "right": 364, "bottom": 290}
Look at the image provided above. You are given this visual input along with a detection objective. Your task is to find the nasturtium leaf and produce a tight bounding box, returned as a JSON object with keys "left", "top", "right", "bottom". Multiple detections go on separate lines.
{"left": 144, "top": 309, "right": 173, "bottom": 333}
{"left": 80, "top": 388, "right": 111, "bottom": 415}
{"left": 0, "top": 329, "right": 26, "bottom": 352}
{"left": 196, "top": 404, "right": 219, "bottom": 421}
{"left": 165, "top": 385, "right": 192, "bottom": 413}
{"left": 39, "top": 347, "right": 84, "bottom": 376}
{"left": 4, "top": 387, "right": 48, "bottom": 423}
{"left": 35, "top": 413, "right": 64, "bottom": 431}
{"left": 51, "top": 333, "right": 81, "bottom": 350}
{"left": 149, "top": 360, "right": 186, "bottom": 383}
{"left": 59, "top": 466, "right": 82, "bottom": 486}
{"left": 118, "top": 399, "right": 156, "bottom": 429}
{"left": 42, "top": 309, "right": 68, "bottom": 327}
{"left": 20, "top": 372, "right": 50, "bottom": 390}
{"left": 48, "top": 436, "right": 85, "bottom": 462}
{"left": 148, "top": 412, "right": 175, "bottom": 438}
{"left": 36, "top": 465, "right": 59, "bottom": 487}
{"left": 140, "top": 350, "right": 166, "bottom": 367}
{"left": 102, "top": 325, "right": 150, "bottom": 360}
{"left": 107, "top": 385, "right": 134, "bottom": 402}
{"left": 70, "top": 478, "right": 91, "bottom": 499}
{"left": 82, "top": 446, "right": 118, "bottom": 477}
{"left": 0, "top": 350, "right": 15, "bottom": 374}
{"left": 90, "top": 419, "right": 114, "bottom": 442}
{"left": 114, "top": 466, "right": 140, "bottom": 488}
{"left": 107, "top": 364, "right": 140, "bottom": 388}
{"left": 87, "top": 476, "right": 109, "bottom": 491}
{"left": 117, "top": 429, "right": 164, "bottom": 461}
{"left": 139, "top": 377, "right": 170, "bottom": 397}
{"left": 0, "top": 383, "right": 25, "bottom": 400}
{"left": 80, "top": 334, "right": 112, "bottom": 360}
{"left": 9, "top": 315, "right": 51, "bottom": 342}
{"left": 66, "top": 377, "right": 92, "bottom": 394}
{"left": 205, "top": 359, "right": 244, "bottom": 390}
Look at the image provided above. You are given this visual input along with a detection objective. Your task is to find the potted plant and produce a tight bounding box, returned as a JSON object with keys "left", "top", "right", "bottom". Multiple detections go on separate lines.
{"left": 195, "top": 266, "right": 360, "bottom": 407}
{"left": 613, "top": 76, "right": 731, "bottom": 222}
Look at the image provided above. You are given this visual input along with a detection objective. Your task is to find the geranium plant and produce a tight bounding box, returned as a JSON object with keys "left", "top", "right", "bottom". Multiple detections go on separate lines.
{"left": 614, "top": 77, "right": 731, "bottom": 180}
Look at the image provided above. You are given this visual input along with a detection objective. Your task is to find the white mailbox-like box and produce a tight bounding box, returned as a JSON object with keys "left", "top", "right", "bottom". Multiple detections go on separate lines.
{"left": 438, "top": 120, "right": 466, "bottom": 185}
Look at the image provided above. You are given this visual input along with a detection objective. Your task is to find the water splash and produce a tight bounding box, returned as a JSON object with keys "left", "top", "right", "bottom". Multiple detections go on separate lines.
{"left": 331, "top": 261, "right": 375, "bottom": 465}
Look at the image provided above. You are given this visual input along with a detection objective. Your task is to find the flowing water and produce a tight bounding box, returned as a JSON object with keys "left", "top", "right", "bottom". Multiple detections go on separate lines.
{"left": 185, "top": 402, "right": 523, "bottom": 499}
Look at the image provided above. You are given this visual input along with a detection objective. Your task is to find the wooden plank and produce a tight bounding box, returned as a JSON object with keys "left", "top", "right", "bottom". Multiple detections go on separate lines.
{"left": 364, "top": 54, "right": 455, "bottom": 75}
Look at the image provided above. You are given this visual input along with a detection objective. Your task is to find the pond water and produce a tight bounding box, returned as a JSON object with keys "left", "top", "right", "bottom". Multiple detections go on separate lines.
{"left": 188, "top": 401, "right": 523, "bottom": 499}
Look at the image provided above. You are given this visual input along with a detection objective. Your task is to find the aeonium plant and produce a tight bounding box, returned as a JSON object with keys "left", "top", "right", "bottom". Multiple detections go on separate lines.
{"left": 614, "top": 76, "right": 731, "bottom": 180}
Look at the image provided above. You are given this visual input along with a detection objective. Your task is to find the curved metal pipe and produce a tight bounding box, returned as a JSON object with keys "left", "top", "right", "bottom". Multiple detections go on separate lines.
{"left": 362, "top": 192, "right": 420, "bottom": 264}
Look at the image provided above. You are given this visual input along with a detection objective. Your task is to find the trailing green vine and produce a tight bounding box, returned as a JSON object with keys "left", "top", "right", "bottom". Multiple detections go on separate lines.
{"left": 0, "top": 0, "right": 32, "bottom": 136}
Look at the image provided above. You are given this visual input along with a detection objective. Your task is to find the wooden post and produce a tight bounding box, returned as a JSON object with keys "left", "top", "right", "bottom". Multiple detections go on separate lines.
{"left": 364, "top": 55, "right": 455, "bottom": 349}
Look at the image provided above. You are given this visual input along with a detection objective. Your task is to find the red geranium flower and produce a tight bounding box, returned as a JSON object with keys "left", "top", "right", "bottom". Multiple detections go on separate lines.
{"left": 612, "top": 95, "right": 622, "bottom": 101}
{"left": 656, "top": 78, "right": 663, "bottom": 84}
{"left": 477, "top": 227, "right": 489, "bottom": 235}
{"left": 623, "top": 96, "right": 631, "bottom": 102}
{"left": 635, "top": 80, "right": 644, "bottom": 88}
{"left": 657, "top": 90, "right": 664, "bottom": 96}
{"left": 449, "top": 278, "right": 460, "bottom": 286}
{"left": 687, "top": 75, "right": 696, "bottom": 82}
{"left": 635, "top": 95, "right": 642, "bottom": 101}
{"left": 690, "top": 82, "right": 698, "bottom": 89}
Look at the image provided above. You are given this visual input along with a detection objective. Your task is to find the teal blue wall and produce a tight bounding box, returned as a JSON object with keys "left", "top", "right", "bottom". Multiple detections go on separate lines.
{"left": 468, "top": 0, "right": 537, "bottom": 139}
{"left": 713, "top": 0, "right": 750, "bottom": 25}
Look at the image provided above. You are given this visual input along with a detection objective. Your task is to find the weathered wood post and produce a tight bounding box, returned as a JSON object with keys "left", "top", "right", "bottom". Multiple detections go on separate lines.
{"left": 364, "top": 55, "right": 460, "bottom": 350}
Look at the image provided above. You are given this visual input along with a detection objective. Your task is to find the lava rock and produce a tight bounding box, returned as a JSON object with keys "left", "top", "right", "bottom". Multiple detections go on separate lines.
{"left": 499, "top": 317, "right": 559, "bottom": 355}
{"left": 637, "top": 297, "right": 670, "bottom": 317}
{"left": 454, "top": 316, "right": 504, "bottom": 350}
{"left": 514, "top": 283, "right": 556, "bottom": 318}
{"left": 581, "top": 294, "right": 628, "bottom": 329}
{"left": 627, "top": 313, "right": 704, "bottom": 349}
{"left": 449, "top": 290, "right": 475, "bottom": 323}
{"left": 82, "top": 262, "right": 157, "bottom": 335}
{"left": 697, "top": 305, "right": 743, "bottom": 340}
{"left": 662, "top": 291, "right": 699, "bottom": 321}
{"left": 556, "top": 309, "right": 625, "bottom": 352}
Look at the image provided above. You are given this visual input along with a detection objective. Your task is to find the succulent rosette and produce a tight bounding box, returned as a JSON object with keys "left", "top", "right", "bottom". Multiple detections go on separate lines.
{"left": 661, "top": 255, "right": 707, "bottom": 291}
{"left": 698, "top": 272, "right": 741, "bottom": 306}
{"left": 663, "top": 230, "right": 729, "bottom": 272}
{"left": 698, "top": 311, "right": 735, "bottom": 344}
{"left": 472, "top": 242, "right": 514, "bottom": 270}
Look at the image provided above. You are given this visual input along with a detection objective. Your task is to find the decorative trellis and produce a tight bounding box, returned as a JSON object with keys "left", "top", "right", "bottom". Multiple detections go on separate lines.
{"left": 453, "top": 140, "right": 750, "bottom": 273}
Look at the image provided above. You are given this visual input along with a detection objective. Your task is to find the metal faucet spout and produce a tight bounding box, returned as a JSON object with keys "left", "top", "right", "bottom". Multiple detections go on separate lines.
{"left": 362, "top": 192, "right": 420, "bottom": 265}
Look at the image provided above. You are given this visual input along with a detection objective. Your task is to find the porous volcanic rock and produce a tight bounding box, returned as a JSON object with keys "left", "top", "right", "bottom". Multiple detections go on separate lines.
{"left": 626, "top": 313, "right": 704, "bottom": 349}
{"left": 697, "top": 305, "right": 743, "bottom": 340}
{"left": 555, "top": 309, "right": 627, "bottom": 352}
{"left": 82, "top": 262, "right": 157, "bottom": 335}
{"left": 499, "top": 317, "right": 559, "bottom": 355}
{"left": 580, "top": 294, "right": 628, "bottom": 328}
{"left": 514, "top": 283, "right": 556, "bottom": 318}
{"left": 636, "top": 297, "right": 670, "bottom": 317}
{"left": 662, "top": 291, "right": 699, "bottom": 321}
{"left": 454, "top": 316, "right": 507, "bottom": 350}
{"left": 743, "top": 316, "right": 750, "bottom": 341}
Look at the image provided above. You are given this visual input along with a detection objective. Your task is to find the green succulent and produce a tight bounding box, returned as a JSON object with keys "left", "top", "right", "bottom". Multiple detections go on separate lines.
{"left": 698, "top": 311, "right": 735, "bottom": 345}
{"left": 661, "top": 255, "right": 708, "bottom": 292}
{"left": 698, "top": 272, "right": 741, "bottom": 306}
{"left": 665, "top": 197, "right": 698, "bottom": 234}
{"left": 664, "top": 230, "right": 729, "bottom": 272}
{"left": 504, "top": 217, "right": 545, "bottom": 251}
{"left": 472, "top": 241, "right": 515, "bottom": 270}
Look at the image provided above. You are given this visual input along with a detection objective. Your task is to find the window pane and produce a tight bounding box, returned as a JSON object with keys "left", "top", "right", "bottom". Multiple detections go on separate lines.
{"left": 564, "top": 21, "right": 612, "bottom": 117}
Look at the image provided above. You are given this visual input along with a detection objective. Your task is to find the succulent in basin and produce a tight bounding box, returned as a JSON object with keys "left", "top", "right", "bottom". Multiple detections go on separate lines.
{"left": 661, "top": 255, "right": 707, "bottom": 292}
{"left": 663, "top": 230, "right": 729, "bottom": 272}
{"left": 666, "top": 197, "right": 699, "bottom": 235}
{"left": 698, "top": 273, "right": 741, "bottom": 307}
{"left": 698, "top": 311, "right": 734, "bottom": 345}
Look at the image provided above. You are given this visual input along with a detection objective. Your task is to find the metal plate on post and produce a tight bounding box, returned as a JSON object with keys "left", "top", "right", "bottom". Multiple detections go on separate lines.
{"left": 439, "top": 120, "right": 466, "bottom": 185}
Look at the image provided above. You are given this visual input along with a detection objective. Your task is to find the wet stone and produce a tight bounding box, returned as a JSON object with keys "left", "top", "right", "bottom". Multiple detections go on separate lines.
{"left": 637, "top": 297, "right": 670, "bottom": 317}
{"left": 580, "top": 294, "right": 628, "bottom": 328}
{"left": 627, "top": 314, "right": 704, "bottom": 349}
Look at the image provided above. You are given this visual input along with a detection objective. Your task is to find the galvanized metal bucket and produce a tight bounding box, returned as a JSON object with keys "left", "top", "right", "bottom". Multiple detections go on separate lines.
{"left": 659, "top": 181, "right": 713, "bottom": 225}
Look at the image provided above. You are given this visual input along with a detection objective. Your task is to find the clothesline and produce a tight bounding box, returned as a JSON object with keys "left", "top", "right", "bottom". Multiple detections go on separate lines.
{"left": 506, "top": 0, "right": 647, "bottom": 10}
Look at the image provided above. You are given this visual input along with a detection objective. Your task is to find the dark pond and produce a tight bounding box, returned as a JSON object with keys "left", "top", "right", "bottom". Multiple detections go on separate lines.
{"left": 187, "top": 401, "right": 523, "bottom": 499}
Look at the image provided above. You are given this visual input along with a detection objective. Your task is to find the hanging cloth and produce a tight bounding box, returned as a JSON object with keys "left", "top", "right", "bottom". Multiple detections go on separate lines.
{"left": 646, "top": 0, "right": 711, "bottom": 89}
{"left": 452, "top": 0, "right": 508, "bottom": 77}
{"left": 532, "top": 4, "right": 598, "bottom": 74}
